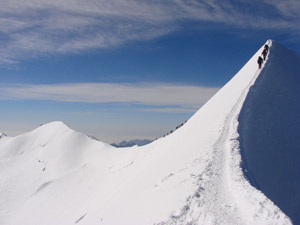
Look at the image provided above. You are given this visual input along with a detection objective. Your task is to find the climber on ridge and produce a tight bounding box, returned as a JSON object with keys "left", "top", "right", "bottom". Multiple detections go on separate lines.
{"left": 264, "top": 44, "right": 269, "bottom": 53}
{"left": 262, "top": 48, "right": 268, "bottom": 60}
{"left": 257, "top": 56, "right": 263, "bottom": 69}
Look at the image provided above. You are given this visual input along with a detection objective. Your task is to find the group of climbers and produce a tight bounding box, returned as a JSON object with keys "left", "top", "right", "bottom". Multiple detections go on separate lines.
{"left": 257, "top": 44, "right": 269, "bottom": 69}
{"left": 162, "top": 121, "right": 187, "bottom": 138}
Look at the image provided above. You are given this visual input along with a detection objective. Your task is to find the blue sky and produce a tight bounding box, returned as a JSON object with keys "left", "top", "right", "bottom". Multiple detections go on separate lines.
{"left": 0, "top": 0, "right": 300, "bottom": 143}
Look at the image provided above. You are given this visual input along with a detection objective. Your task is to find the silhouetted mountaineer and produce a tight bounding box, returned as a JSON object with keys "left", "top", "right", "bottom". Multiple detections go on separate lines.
{"left": 264, "top": 44, "right": 269, "bottom": 53}
{"left": 262, "top": 48, "right": 268, "bottom": 60}
{"left": 257, "top": 56, "right": 263, "bottom": 69}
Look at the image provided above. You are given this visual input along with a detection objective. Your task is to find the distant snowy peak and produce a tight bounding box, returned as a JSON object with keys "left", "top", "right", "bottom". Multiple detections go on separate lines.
{"left": 30, "top": 121, "right": 99, "bottom": 143}
{"left": 33, "top": 121, "right": 72, "bottom": 135}
{"left": 0, "top": 121, "right": 109, "bottom": 159}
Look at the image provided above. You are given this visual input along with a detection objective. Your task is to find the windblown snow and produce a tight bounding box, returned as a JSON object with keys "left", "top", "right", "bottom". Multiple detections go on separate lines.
{"left": 0, "top": 40, "right": 297, "bottom": 225}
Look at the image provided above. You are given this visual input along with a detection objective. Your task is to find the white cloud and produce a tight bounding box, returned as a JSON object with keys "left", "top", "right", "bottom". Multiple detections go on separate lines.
{"left": 0, "top": 0, "right": 299, "bottom": 63}
{"left": 0, "top": 82, "right": 219, "bottom": 109}
{"left": 266, "top": 0, "right": 300, "bottom": 18}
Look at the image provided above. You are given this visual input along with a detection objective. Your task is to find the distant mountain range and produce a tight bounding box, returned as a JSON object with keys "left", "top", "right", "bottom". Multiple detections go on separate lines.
{"left": 111, "top": 139, "right": 153, "bottom": 148}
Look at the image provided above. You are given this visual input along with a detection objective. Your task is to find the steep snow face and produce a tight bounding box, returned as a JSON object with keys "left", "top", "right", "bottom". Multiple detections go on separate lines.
{"left": 239, "top": 42, "right": 300, "bottom": 224}
{"left": 0, "top": 41, "right": 292, "bottom": 225}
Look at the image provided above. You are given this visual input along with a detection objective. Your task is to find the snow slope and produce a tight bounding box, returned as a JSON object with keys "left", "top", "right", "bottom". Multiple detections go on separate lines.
{"left": 0, "top": 40, "right": 293, "bottom": 225}
{"left": 239, "top": 41, "right": 300, "bottom": 225}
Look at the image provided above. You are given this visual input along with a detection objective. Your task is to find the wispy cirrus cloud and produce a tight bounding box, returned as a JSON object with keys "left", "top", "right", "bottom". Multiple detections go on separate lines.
{"left": 0, "top": 82, "right": 219, "bottom": 111}
{"left": 0, "top": 0, "right": 299, "bottom": 64}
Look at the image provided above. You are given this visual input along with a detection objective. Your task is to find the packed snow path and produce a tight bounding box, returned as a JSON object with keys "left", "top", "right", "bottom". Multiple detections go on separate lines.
{"left": 158, "top": 40, "right": 290, "bottom": 225}
{"left": 0, "top": 41, "right": 293, "bottom": 225}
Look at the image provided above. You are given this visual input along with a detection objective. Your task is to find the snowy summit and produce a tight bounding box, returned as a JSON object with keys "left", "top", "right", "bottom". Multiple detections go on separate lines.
{"left": 0, "top": 40, "right": 299, "bottom": 225}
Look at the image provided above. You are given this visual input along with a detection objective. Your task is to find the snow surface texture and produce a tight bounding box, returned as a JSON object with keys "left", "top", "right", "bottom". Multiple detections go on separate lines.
{"left": 239, "top": 41, "right": 300, "bottom": 225}
{"left": 0, "top": 41, "right": 293, "bottom": 225}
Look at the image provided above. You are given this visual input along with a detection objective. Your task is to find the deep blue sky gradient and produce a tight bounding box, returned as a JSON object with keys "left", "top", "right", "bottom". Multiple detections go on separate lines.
{"left": 0, "top": 1, "right": 299, "bottom": 142}
{"left": 2, "top": 26, "right": 297, "bottom": 86}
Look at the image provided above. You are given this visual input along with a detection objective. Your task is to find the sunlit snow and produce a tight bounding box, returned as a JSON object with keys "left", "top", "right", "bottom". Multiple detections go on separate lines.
{"left": 0, "top": 40, "right": 297, "bottom": 225}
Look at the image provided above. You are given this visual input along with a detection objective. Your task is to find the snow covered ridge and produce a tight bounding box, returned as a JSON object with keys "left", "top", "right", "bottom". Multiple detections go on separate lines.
{"left": 0, "top": 40, "right": 295, "bottom": 225}
{"left": 238, "top": 41, "right": 300, "bottom": 224}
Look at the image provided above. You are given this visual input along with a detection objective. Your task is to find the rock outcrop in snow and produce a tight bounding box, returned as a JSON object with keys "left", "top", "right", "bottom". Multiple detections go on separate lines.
{"left": 0, "top": 133, "right": 6, "bottom": 139}
{"left": 0, "top": 40, "right": 297, "bottom": 225}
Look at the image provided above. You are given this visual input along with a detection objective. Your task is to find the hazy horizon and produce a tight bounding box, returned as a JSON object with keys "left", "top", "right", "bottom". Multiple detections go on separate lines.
{"left": 0, "top": 0, "right": 300, "bottom": 142}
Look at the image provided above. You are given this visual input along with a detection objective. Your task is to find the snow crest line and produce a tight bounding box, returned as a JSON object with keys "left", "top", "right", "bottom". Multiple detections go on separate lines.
{"left": 157, "top": 40, "right": 291, "bottom": 225}
{"left": 190, "top": 56, "right": 263, "bottom": 224}
{"left": 226, "top": 41, "right": 292, "bottom": 224}
{"left": 157, "top": 56, "right": 263, "bottom": 224}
